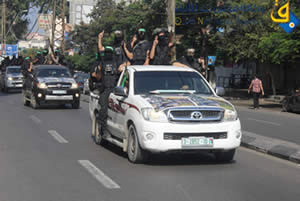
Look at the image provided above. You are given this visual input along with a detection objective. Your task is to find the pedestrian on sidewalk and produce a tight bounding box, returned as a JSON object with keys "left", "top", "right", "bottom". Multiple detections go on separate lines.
{"left": 248, "top": 75, "right": 264, "bottom": 109}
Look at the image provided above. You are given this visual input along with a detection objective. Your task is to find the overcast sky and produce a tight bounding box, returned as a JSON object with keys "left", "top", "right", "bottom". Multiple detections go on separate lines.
{"left": 26, "top": 6, "right": 41, "bottom": 34}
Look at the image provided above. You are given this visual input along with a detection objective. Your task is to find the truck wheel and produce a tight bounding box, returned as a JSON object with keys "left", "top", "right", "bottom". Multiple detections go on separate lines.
{"left": 72, "top": 100, "right": 80, "bottom": 109}
{"left": 282, "top": 100, "right": 292, "bottom": 112}
{"left": 127, "top": 124, "right": 148, "bottom": 164}
{"left": 23, "top": 91, "right": 30, "bottom": 106}
{"left": 215, "top": 149, "right": 236, "bottom": 163}
{"left": 31, "top": 94, "right": 39, "bottom": 109}
{"left": 3, "top": 86, "right": 8, "bottom": 93}
{"left": 94, "top": 117, "right": 107, "bottom": 146}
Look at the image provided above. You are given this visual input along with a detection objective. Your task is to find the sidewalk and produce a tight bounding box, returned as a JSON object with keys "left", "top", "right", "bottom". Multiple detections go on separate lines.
{"left": 223, "top": 88, "right": 284, "bottom": 112}
{"left": 225, "top": 97, "right": 283, "bottom": 113}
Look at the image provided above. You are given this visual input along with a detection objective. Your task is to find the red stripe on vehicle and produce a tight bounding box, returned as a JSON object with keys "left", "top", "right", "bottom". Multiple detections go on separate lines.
{"left": 118, "top": 100, "right": 140, "bottom": 113}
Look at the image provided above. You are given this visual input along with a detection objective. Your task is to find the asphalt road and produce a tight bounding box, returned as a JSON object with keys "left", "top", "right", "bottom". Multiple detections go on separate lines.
{"left": 0, "top": 91, "right": 300, "bottom": 201}
{"left": 237, "top": 106, "right": 300, "bottom": 145}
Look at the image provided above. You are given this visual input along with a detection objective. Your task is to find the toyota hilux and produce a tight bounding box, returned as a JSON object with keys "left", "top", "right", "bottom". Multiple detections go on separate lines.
{"left": 89, "top": 65, "right": 241, "bottom": 163}
{"left": 22, "top": 65, "right": 80, "bottom": 109}
{"left": 0, "top": 66, "right": 23, "bottom": 92}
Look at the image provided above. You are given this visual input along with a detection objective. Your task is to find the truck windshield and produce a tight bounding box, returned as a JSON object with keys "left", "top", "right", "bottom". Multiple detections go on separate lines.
{"left": 134, "top": 71, "right": 213, "bottom": 95}
{"left": 7, "top": 68, "right": 21, "bottom": 74}
{"left": 36, "top": 68, "right": 71, "bottom": 78}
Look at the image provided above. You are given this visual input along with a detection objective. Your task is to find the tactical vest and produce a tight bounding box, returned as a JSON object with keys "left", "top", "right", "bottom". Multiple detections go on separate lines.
{"left": 133, "top": 40, "right": 148, "bottom": 63}
{"left": 114, "top": 46, "right": 125, "bottom": 67}
{"left": 152, "top": 45, "right": 170, "bottom": 65}
{"left": 101, "top": 60, "right": 118, "bottom": 88}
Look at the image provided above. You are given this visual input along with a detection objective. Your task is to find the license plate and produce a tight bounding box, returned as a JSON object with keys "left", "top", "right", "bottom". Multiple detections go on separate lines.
{"left": 182, "top": 137, "right": 214, "bottom": 148}
{"left": 52, "top": 90, "right": 67, "bottom": 94}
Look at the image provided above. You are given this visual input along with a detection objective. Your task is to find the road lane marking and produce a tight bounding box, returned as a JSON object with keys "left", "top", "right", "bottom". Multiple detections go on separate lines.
{"left": 78, "top": 160, "right": 120, "bottom": 189}
{"left": 176, "top": 184, "right": 194, "bottom": 201}
{"left": 29, "top": 115, "right": 41, "bottom": 124}
{"left": 247, "top": 118, "right": 281, "bottom": 126}
{"left": 48, "top": 130, "right": 68, "bottom": 143}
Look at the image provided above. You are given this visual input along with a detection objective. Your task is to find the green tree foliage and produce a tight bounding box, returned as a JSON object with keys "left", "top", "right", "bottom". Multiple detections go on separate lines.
{"left": 211, "top": 0, "right": 300, "bottom": 65}
{"left": 1, "top": 0, "right": 54, "bottom": 44}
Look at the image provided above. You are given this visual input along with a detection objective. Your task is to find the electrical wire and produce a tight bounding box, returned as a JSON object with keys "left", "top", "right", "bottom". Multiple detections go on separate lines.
{"left": 25, "top": 0, "right": 54, "bottom": 40}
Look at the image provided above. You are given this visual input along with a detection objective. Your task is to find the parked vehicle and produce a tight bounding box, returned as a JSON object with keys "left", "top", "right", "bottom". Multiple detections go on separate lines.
{"left": 282, "top": 90, "right": 300, "bottom": 113}
{"left": 0, "top": 66, "right": 23, "bottom": 92}
{"left": 74, "top": 72, "right": 89, "bottom": 93}
{"left": 89, "top": 65, "right": 241, "bottom": 164}
{"left": 22, "top": 65, "right": 81, "bottom": 109}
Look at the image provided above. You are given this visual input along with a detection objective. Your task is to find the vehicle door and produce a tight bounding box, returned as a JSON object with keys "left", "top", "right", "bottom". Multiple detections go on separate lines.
{"left": 105, "top": 73, "right": 126, "bottom": 139}
{"left": 113, "top": 70, "right": 131, "bottom": 139}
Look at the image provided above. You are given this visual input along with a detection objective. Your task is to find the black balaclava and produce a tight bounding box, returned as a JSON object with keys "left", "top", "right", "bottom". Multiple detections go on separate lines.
{"left": 158, "top": 33, "right": 169, "bottom": 46}
{"left": 137, "top": 28, "right": 146, "bottom": 41}
{"left": 114, "top": 30, "right": 123, "bottom": 46}
{"left": 186, "top": 49, "right": 195, "bottom": 63}
{"left": 103, "top": 46, "right": 114, "bottom": 61}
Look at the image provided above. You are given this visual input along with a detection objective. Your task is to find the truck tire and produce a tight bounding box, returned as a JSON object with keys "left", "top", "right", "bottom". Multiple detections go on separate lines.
{"left": 127, "top": 124, "right": 148, "bottom": 164}
{"left": 215, "top": 149, "right": 235, "bottom": 163}
{"left": 31, "top": 94, "right": 39, "bottom": 109}
{"left": 94, "top": 116, "right": 107, "bottom": 146}
{"left": 72, "top": 100, "right": 80, "bottom": 109}
{"left": 282, "top": 99, "right": 292, "bottom": 112}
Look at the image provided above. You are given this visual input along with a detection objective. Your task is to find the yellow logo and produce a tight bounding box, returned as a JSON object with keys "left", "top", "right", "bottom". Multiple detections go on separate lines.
{"left": 271, "top": 0, "right": 290, "bottom": 23}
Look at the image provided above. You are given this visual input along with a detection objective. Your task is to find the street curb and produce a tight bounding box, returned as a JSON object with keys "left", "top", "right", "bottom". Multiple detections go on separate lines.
{"left": 242, "top": 131, "right": 300, "bottom": 164}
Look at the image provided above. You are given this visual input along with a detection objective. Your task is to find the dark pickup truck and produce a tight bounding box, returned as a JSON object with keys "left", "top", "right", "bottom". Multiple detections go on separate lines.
{"left": 22, "top": 65, "right": 81, "bottom": 109}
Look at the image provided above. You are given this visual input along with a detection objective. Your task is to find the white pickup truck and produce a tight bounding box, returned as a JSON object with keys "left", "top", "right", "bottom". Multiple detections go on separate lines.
{"left": 89, "top": 65, "right": 241, "bottom": 163}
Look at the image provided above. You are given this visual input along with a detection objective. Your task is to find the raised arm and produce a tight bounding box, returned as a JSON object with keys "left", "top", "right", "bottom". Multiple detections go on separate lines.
{"left": 150, "top": 36, "right": 158, "bottom": 60}
{"left": 123, "top": 43, "right": 133, "bottom": 60}
{"left": 98, "top": 31, "right": 105, "bottom": 52}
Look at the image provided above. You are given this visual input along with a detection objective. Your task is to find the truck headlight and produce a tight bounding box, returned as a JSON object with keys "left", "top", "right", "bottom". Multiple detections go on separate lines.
{"left": 71, "top": 83, "right": 78, "bottom": 89}
{"left": 7, "top": 77, "right": 13, "bottom": 81}
{"left": 37, "top": 83, "right": 47, "bottom": 89}
{"left": 224, "top": 109, "right": 238, "bottom": 121}
{"left": 141, "top": 108, "right": 168, "bottom": 122}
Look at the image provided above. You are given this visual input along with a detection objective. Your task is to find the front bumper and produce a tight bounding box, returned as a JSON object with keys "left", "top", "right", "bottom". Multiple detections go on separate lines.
{"left": 137, "top": 120, "right": 241, "bottom": 153}
{"left": 34, "top": 88, "right": 80, "bottom": 104}
{"left": 6, "top": 80, "right": 23, "bottom": 89}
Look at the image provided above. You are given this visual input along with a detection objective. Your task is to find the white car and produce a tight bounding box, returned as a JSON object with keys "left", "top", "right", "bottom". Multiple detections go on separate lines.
{"left": 0, "top": 66, "right": 23, "bottom": 92}
{"left": 89, "top": 65, "right": 241, "bottom": 163}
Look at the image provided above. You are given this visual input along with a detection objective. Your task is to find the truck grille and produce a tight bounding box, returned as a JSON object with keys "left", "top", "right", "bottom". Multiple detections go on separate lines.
{"left": 46, "top": 82, "right": 71, "bottom": 89}
{"left": 164, "top": 132, "right": 227, "bottom": 140}
{"left": 12, "top": 77, "right": 22, "bottom": 81}
{"left": 167, "top": 107, "right": 224, "bottom": 122}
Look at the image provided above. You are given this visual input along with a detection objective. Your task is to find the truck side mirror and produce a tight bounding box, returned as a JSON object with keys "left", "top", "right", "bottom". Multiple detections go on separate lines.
{"left": 114, "top": 86, "right": 127, "bottom": 97}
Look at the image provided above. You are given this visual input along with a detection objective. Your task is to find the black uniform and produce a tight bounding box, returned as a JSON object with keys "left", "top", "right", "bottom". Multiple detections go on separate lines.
{"left": 175, "top": 56, "right": 202, "bottom": 72}
{"left": 151, "top": 32, "right": 171, "bottom": 65}
{"left": 98, "top": 49, "right": 118, "bottom": 135}
{"left": 132, "top": 40, "right": 151, "bottom": 65}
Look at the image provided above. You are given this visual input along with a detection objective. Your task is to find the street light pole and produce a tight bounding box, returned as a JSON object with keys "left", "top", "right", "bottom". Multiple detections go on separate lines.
{"left": 167, "top": 0, "right": 176, "bottom": 60}
{"left": 1, "top": 0, "right": 6, "bottom": 56}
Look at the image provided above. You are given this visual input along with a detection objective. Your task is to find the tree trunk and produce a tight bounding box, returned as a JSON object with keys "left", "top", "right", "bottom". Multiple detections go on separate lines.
{"left": 267, "top": 71, "right": 276, "bottom": 96}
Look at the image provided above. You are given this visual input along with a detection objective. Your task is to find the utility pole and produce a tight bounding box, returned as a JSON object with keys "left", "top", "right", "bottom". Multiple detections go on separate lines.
{"left": 167, "top": 0, "right": 176, "bottom": 60}
{"left": 1, "top": 0, "right": 6, "bottom": 56}
{"left": 50, "top": 0, "right": 66, "bottom": 55}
